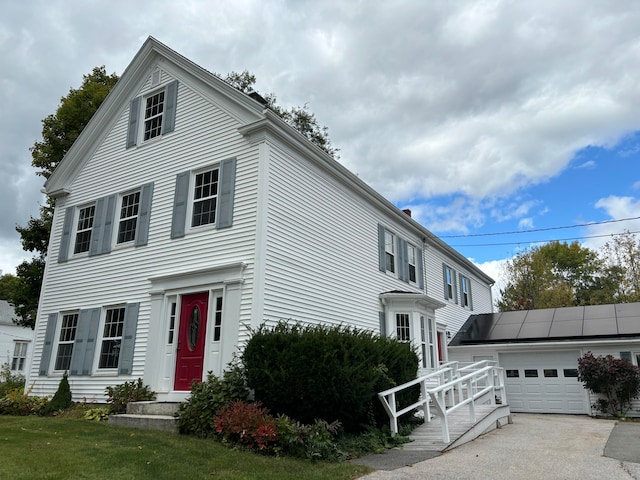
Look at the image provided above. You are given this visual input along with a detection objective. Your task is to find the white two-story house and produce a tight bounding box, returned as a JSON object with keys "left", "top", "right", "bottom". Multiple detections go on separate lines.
{"left": 26, "top": 37, "right": 494, "bottom": 402}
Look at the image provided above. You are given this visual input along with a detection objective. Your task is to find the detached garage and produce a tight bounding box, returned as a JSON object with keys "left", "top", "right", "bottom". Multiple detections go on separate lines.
{"left": 448, "top": 303, "right": 640, "bottom": 416}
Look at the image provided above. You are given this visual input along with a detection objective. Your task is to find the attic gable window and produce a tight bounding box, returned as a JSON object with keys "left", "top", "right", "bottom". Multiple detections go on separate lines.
{"left": 74, "top": 205, "right": 95, "bottom": 254}
{"left": 126, "top": 80, "right": 178, "bottom": 148}
{"left": 143, "top": 91, "right": 165, "bottom": 140}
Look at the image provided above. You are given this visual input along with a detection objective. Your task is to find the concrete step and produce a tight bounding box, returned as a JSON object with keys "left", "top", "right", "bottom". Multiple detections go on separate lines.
{"left": 108, "top": 413, "right": 178, "bottom": 433}
{"left": 126, "top": 401, "right": 180, "bottom": 416}
{"left": 108, "top": 401, "right": 181, "bottom": 433}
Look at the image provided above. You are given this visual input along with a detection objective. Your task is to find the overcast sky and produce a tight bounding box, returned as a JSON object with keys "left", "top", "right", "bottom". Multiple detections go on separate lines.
{"left": 1, "top": 1, "right": 639, "bottom": 294}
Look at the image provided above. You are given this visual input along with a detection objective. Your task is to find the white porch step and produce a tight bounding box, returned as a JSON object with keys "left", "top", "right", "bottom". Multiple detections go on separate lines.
{"left": 108, "top": 401, "right": 180, "bottom": 433}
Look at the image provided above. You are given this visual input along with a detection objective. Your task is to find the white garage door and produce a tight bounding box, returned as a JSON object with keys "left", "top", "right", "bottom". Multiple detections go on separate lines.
{"left": 499, "top": 351, "right": 589, "bottom": 414}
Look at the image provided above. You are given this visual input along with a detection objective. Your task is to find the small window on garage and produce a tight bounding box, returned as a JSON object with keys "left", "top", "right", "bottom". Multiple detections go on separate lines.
{"left": 563, "top": 368, "right": 578, "bottom": 378}
{"left": 506, "top": 369, "right": 519, "bottom": 378}
{"left": 524, "top": 369, "right": 538, "bottom": 378}
{"left": 543, "top": 369, "right": 558, "bottom": 378}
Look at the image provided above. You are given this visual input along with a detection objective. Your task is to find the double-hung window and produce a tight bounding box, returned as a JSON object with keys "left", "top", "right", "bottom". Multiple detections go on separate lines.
{"left": 443, "top": 264, "right": 458, "bottom": 303}
{"left": 192, "top": 167, "right": 219, "bottom": 227}
{"left": 143, "top": 91, "right": 165, "bottom": 141}
{"left": 74, "top": 205, "right": 95, "bottom": 254}
{"left": 171, "top": 158, "right": 237, "bottom": 238}
{"left": 11, "top": 342, "right": 28, "bottom": 371}
{"left": 117, "top": 190, "right": 141, "bottom": 244}
{"left": 396, "top": 313, "right": 410, "bottom": 342}
{"left": 384, "top": 230, "right": 395, "bottom": 273}
{"left": 377, "top": 225, "right": 424, "bottom": 288}
{"left": 55, "top": 313, "right": 78, "bottom": 371}
{"left": 407, "top": 244, "right": 417, "bottom": 283}
{"left": 99, "top": 307, "right": 125, "bottom": 369}
{"left": 127, "top": 79, "right": 178, "bottom": 148}
{"left": 460, "top": 275, "right": 472, "bottom": 308}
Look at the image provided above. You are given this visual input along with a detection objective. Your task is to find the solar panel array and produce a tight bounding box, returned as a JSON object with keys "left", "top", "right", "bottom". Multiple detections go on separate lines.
{"left": 450, "top": 303, "right": 640, "bottom": 345}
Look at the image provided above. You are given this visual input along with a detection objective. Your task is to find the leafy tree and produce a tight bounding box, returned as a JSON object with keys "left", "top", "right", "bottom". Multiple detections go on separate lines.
{"left": 219, "top": 70, "right": 338, "bottom": 158}
{"left": 11, "top": 67, "right": 119, "bottom": 328}
{"left": 600, "top": 231, "right": 640, "bottom": 303}
{"left": 578, "top": 352, "right": 640, "bottom": 417}
{"left": 0, "top": 274, "right": 20, "bottom": 302}
{"left": 497, "top": 242, "right": 596, "bottom": 310}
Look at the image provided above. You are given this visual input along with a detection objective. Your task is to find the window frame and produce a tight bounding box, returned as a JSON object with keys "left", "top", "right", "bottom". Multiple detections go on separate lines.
{"left": 384, "top": 230, "right": 396, "bottom": 274}
{"left": 460, "top": 274, "right": 471, "bottom": 308}
{"left": 54, "top": 312, "right": 79, "bottom": 372}
{"left": 73, "top": 203, "right": 96, "bottom": 255}
{"left": 98, "top": 306, "right": 126, "bottom": 371}
{"left": 11, "top": 341, "right": 29, "bottom": 372}
{"left": 407, "top": 243, "right": 417, "bottom": 284}
{"left": 189, "top": 166, "right": 220, "bottom": 229}
{"left": 444, "top": 265, "right": 455, "bottom": 301}
{"left": 116, "top": 189, "right": 142, "bottom": 245}
{"left": 395, "top": 313, "right": 411, "bottom": 342}
{"left": 141, "top": 89, "right": 166, "bottom": 142}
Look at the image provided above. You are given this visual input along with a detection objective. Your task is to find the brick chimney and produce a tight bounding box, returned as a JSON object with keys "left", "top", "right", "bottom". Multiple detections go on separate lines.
{"left": 402, "top": 209, "right": 412, "bottom": 217}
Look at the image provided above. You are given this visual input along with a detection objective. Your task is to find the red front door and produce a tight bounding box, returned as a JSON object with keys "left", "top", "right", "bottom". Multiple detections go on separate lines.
{"left": 174, "top": 292, "right": 209, "bottom": 391}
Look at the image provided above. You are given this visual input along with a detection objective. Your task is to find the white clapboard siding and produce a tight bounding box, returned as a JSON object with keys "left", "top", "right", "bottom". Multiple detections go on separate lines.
{"left": 28, "top": 69, "right": 262, "bottom": 400}
{"left": 260, "top": 142, "right": 426, "bottom": 333}
{"left": 423, "top": 244, "right": 493, "bottom": 336}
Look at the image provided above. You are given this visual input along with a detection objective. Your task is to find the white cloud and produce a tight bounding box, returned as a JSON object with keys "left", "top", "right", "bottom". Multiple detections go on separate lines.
{"left": 583, "top": 196, "right": 640, "bottom": 251}
{"left": 3, "top": 1, "right": 640, "bottom": 273}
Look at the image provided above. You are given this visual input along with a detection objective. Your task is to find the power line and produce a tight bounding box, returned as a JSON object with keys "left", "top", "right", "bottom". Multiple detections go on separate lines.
{"left": 439, "top": 216, "right": 640, "bottom": 239}
{"left": 449, "top": 230, "right": 640, "bottom": 248}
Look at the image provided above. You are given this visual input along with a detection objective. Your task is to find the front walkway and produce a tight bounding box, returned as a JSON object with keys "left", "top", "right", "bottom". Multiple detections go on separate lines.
{"left": 358, "top": 414, "right": 640, "bottom": 480}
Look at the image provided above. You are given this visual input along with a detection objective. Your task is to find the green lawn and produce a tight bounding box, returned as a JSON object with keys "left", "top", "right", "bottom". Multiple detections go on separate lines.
{"left": 0, "top": 416, "right": 372, "bottom": 480}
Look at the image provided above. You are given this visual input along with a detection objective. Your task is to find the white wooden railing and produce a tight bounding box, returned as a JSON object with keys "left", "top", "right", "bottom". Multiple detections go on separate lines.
{"left": 378, "top": 360, "right": 508, "bottom": 443}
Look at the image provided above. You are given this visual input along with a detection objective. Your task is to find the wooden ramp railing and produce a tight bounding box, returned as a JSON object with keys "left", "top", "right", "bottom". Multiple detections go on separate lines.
{"left": 378, "top": 360, "right": 509, "bottom": 443}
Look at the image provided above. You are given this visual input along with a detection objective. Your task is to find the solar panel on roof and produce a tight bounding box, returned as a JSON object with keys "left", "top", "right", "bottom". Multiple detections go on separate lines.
{"left": 617, "top": 316, "right": 640, "bottom": 335}
{"left": 488, "top": 323, "right": 522, "bottom": 340}
{"left": 616, "top": 303, "right": 640, "bottom": 318}
{"left": 518, "top": 321, "right": 552, "bottom": 339}
{"left": 552, "top": 306, "right": 584, "bottom": 322}
{"left": 549, "top": 319, "right": 583, "bottom": 337}
{"left": 584, "top": 304, "right": 616, "bottom": 320}
{"left": 495, "top": 311, "right": 526, "bottom": 324}
{"left": 524, "top": 309, "right": 554, "bottom": 323}
{"left": 583, "top": 318, "right": 618, "bottom": 336}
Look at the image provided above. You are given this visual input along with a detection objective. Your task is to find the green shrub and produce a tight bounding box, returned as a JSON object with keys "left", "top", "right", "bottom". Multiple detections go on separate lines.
{"left": 578, "top": 352, "right": 640, "bottom": 417}
{"left": 105, "top": 378, "right": 156, "bottom": 414}
{"left": 0, "top": 387, "right": 48, "bottom": 415}
{"left": 42, "top": 372, "right": 73, "bottom": 415}
{"left": 84, "top": 406, "right": 111, "bottom": 422}
{"left": 242, "top": 322, "right": 419, "bottom": 433}
{"left": 0, "top": 363, "right": 25, "bottom": 397}
{"left": 276, "top": 415, "right": 344, "bottom": 461}
{"left": 177, "top": 358, "right": 250, "bottom": 437}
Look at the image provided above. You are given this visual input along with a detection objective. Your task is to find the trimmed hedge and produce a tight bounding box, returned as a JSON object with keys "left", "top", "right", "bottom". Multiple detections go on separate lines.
{"left": 242, "top": 322, "right": 419, "bottom": 433}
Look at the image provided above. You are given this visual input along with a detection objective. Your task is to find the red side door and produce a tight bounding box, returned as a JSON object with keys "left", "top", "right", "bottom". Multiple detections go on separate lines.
{"left": 174, "top": 292, "right": 209, "bottom": 391}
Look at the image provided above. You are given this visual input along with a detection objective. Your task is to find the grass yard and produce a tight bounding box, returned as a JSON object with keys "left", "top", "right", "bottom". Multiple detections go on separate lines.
{"left": 0, "top": 416, "right": 372, "bottom": 480}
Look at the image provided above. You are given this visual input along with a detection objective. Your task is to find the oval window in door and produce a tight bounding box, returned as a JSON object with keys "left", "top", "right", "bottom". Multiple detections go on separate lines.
{"left": 188, "top": 306, "right": 200, "bottom": 350}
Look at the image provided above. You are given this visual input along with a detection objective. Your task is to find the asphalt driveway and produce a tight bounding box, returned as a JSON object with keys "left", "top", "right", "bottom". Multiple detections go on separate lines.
{"left": 360, "top": 414, "right": 640, "bottom": 480}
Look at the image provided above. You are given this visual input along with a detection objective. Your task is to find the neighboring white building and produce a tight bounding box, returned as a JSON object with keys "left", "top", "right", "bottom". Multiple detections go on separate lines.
{"left": 27, "top": 37, "right": 494, "bottom": 403}
{"left": 0, "top": 300, "right": 34, "bottom": 376}
{"left": 448, "top": 302, "right": 640, "bottom": 417}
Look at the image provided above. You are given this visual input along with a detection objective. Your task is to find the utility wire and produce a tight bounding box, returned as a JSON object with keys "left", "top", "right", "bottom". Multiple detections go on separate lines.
{"left": 440, "top": 216, "right": 640, "bottom": 239}
{"left": 449, "top": 230, "right": 640, "bottom": 248}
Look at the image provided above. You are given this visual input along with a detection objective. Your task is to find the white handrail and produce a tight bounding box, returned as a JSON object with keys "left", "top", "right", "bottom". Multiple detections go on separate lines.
{"left": 378, "top": 360, "right": 508, "bottom": 441}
